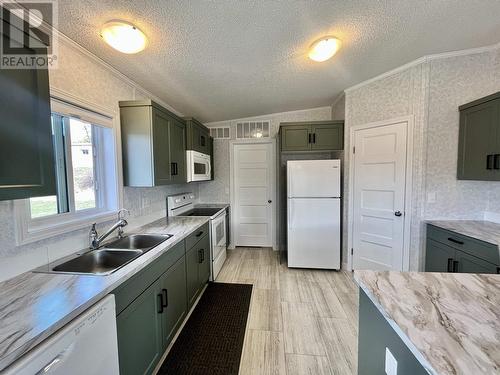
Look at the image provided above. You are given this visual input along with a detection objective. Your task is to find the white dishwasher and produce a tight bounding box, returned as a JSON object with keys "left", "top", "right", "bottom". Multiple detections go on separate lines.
{"left": 2, "top": 295, "right": 119, "bottom": 375}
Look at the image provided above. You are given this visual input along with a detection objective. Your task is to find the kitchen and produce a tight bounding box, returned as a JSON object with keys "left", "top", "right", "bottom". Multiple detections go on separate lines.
{"left": 0, "top": 1, "right": 500, "bottom": 375}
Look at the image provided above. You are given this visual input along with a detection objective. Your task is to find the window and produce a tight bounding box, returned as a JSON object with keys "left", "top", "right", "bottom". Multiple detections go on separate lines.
{"left": 236, "top": 121, "right": 270, "bottom": 139}
{"left": 15, "top": 98, "right": 120, "bottom": 244}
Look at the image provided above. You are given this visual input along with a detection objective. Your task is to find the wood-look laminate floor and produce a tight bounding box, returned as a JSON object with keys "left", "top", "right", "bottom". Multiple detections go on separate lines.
{"left": 216, "top": 248, "right": 359, "bottom": 375}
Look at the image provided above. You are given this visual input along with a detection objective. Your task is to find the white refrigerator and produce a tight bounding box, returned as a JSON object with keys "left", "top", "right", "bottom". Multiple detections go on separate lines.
{"left": 287, "top": 159, "right": 341, "bottom": 269}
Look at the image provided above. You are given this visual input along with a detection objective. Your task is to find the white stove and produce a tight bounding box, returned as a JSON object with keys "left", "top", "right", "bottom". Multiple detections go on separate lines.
{"left": 167, "top": 193, "right": 227, "bottom": 280}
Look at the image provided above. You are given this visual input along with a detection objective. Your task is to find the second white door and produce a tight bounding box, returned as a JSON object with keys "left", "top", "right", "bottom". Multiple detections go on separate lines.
{"left": 233, "top": 142, "right": 273, "bottom": 247}
{"left": 352, "top": 120, "right": 408, "bottom": 271}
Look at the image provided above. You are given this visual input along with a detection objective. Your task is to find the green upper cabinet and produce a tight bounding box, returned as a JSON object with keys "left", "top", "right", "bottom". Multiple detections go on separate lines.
{"left": 185, "top": 117, "right": 211, "bottom": 155}
{"left": 457, "top": 92, "right": 500, "bottom": 181}
{"left": 184, "top": 117, "right": 210, "bottom": 155}
{"left": 281, "top": 125, "right": 311, "bottom": 151}
{"left": 0, "top": 17, "right": 55, "bottom": 201}
{"left": 169, "top": 118, "right": 187, "bottom": 184}
{"left": 280, "top": 121, "right": 344, "bottom": 152}
{"left": 119, "top": 100, "right": 187, "bottom": 186}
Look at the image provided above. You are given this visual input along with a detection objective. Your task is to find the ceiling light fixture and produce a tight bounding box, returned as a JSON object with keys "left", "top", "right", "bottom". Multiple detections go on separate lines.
{"left": 100, "top": 21, "right": 147, "bottom": 54}
{"left": 308, "top": 36, "right": 341, "bottom": 62}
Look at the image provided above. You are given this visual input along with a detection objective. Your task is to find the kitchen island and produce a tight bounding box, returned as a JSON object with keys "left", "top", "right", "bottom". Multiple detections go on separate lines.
{"left": 355, "top": 270, "right": 500, "bottom": 375}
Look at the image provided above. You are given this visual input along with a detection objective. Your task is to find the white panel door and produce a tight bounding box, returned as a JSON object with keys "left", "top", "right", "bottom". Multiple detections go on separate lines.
{"left": 287, "top": 159, "right": 341, "bottom": 198}
{"left": 288, "top": 198, "right": 340, "bottom": 269}
{"left": 233, "top": 143, "right": 273, "bottom": 247}
{"left": 352, "top": 121, "right": 408, "bottom": 271}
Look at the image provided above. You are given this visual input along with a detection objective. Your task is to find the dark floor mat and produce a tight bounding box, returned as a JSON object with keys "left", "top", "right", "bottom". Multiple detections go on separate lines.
{"left": 158, "top": 282, "right": 253, "bottom": 375}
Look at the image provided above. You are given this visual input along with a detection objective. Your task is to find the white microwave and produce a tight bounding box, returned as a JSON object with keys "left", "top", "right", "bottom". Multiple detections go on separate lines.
{"left": 186, "top": 150, "right": 211, "bottom": 182}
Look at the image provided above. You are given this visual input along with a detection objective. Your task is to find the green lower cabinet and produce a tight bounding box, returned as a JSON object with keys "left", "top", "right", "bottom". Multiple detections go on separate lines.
{"left": 159, "top": 256, "right": 187, "bottom": 348}
{"left": 198, "top": 235, "right": 211, "bottom": 285}
{"left": 454, "top": 251, "right": 499, "bottom": 273}
{"left": 116, "top": 278, "right": 163, "bottom": 375}
{"left": 186, "top": 234, "right": 210, "bottom": 308}
{"left": 358, "top": 290, "right": 428, "bottom": 375}
{"left": 186, "top": 244, "right": 202, "bottom": 308}
{"left": 425, "top": 239, "right": 455, "bottom": 272}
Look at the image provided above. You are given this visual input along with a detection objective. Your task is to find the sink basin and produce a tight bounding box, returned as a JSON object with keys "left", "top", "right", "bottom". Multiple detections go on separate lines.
{"left": 103, "top": 234, "right": 172, "bottom": 252}
{"left": 51, "top": 249, "right": 143, "bottom": 275}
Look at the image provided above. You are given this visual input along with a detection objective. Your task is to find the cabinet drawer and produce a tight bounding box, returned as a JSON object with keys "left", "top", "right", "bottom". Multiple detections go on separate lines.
{"left": 113, "top": 240, "right": 185, "bottom": 315}
{"left": 185, "top": 222, "right": 209, "bottom": 250}
{"left": 427, "top": 224, "right": 499, "bottom": 265}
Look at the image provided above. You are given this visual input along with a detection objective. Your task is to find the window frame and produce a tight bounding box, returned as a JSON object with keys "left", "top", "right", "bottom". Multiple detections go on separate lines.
{"left": 14, "top": 96, "right": 121, "bottom": 245}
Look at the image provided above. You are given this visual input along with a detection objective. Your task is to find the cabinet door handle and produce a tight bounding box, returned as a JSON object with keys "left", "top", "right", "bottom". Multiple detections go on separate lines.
{"left": 196, "top": 231, "right": 204, "bottom": 237}
{"left": 453, "top": 260, "right": 459, "bottom": 273}
{"left": 162, "top": 289, "right": 168, "bottom": 308}
{"left": 447, "top": 258, "right": 454, "bottom": 272}
{"left": 308, "top": 133, "right": 312, "bottom": 143}
{"left": 200, "top": 135, "right": 206, "bottom": 147}
{"left": 171, "top": 162, "right": 178, "bottom": 176}
{"left": 312, "top": 133, "right": 316, "bottom": 143}
{"left": 487, "top": 154, "right": 494, "bottom": 170}
{"left": 157, "top": 293, "right": 164, "bottom": 314}
{"left": 198, "top": 249, "right": 204, "bottom": 263}
{"left": 447, "top": 237, "right": 464, "bottom": 245}
{"left": 497, "top": 267, "right": 500, "bottom": 274}
{"left": 494, "top": 154, "right": 500, "bottom": 170}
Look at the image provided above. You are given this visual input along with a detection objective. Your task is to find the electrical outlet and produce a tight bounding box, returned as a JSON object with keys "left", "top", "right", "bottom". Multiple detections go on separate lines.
{"left": 385, "top": 347, "right": 398, "bottom": 375}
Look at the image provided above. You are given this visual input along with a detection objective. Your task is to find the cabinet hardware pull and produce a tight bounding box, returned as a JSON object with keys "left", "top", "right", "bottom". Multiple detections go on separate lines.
{"left": 494, "top": 154, "right": 500, "bottom": 170}
{"left": 157, "top": 294, "right": 164, "bottom": 314}
{"left": 452, "top": 260, "right": 459, "bottom": 273}
{"left": 497, "top": 267, "right": 500, "bottom": 274}
{"left": 162, "top": 289, "right": 168, "bottom": 308}
{"left": 196, "top": 231, "right": 204, "bottom": 237}
{"left": 308, "top": 133, "right": 312, "bottom": 143}
{"left": 313, "top": 133, "right": 316, "bottom": 143}
{"left": 447, "top": 237, "right": 464, "bottom": 245}
{"left": 198, "top": 249, "right": 203, "bottom": 263}
{"left": 447, "top": 258, "right": 454, "bottom": 272}
{"left": 487, "top": 154, "right": 494, "bottom": 170}
{"left": 201, "top": 135, "right": 206, "bottom": 147}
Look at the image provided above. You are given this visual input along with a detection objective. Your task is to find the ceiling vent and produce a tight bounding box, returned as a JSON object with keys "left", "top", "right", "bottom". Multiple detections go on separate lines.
{"left": 236, "top": 121, "right": 270, "bottom": 139}
{"left": 209, "top": 127, "right": 230, "bottom": 139}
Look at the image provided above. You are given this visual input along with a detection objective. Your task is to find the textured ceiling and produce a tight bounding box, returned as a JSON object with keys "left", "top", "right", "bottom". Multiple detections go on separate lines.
{"left": 57, "top": 0, "right": 500, "bottom": 122}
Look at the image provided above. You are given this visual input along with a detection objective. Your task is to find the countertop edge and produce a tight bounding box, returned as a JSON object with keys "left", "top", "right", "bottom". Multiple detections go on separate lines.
{"left": 0, "top": 217, "right": 209, "bottom": 372}
{"left": 354, "top": 273, "right": 436, "bottom": 375}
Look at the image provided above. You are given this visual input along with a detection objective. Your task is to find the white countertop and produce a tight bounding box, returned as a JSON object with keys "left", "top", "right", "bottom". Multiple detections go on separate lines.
{"left": 0, "top": 216, "right": 209, "bottom": 372}
{"left": 355, "top": 270, "right": 500, "bottom": 375}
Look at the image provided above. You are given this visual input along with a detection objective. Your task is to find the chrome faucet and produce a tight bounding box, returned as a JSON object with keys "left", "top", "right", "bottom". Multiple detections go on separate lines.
{"left": 89, "top": 209, "right": 130, "bottom": 250}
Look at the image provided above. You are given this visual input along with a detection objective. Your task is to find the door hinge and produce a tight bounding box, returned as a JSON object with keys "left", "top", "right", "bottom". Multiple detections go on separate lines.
{"left": 352, "top": 146, "right": 355, "bottom": 154}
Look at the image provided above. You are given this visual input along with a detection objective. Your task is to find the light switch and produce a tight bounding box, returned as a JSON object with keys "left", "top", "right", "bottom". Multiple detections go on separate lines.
{"left": 385, "top": 347, "right": 398, "bottom": 375}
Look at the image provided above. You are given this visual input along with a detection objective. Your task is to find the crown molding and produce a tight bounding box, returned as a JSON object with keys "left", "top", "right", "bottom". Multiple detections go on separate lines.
{"left": 345, "top": 41, "right": 500, "bottom": 93}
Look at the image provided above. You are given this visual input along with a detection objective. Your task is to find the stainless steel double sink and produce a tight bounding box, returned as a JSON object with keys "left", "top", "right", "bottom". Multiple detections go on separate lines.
{"left": 35, "top": 234, "right": 172, "bottom": 276}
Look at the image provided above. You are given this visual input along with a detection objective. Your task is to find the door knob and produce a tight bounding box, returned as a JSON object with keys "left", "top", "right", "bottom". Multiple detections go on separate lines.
{"left": 268, "top": 200, "right": 272, "bottom": 203}
{"left": 394, "top": 211, "right": 402, "bottom": 217}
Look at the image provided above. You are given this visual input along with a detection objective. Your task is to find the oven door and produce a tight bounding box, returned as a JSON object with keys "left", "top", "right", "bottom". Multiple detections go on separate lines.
{"left": 187, "top": 150, "right": 211, "bottom": 182}
{"left": 211, "top": 211, "right": 226, "bottom": 260}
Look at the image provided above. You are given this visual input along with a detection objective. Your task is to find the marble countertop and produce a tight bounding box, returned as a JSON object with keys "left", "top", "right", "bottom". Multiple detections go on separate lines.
{"left": 355, "top": 270, "right": 500, "bottom": 375}
{"left": 0, "top": 216, "right": 209, "bottom": 372}
{"left": 427, "top": 220, "right": 500, "bottom": 247}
